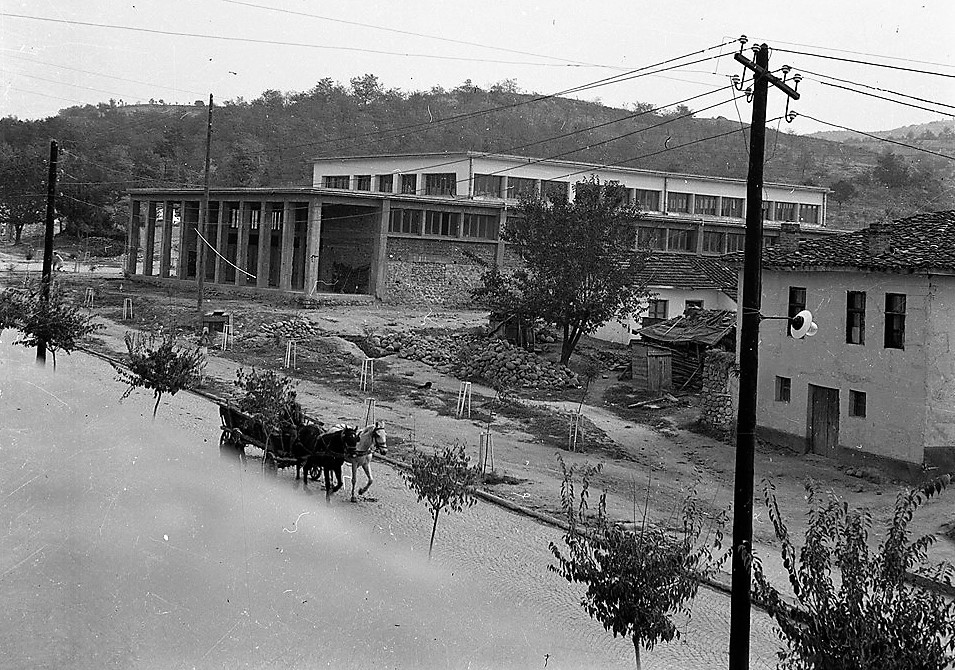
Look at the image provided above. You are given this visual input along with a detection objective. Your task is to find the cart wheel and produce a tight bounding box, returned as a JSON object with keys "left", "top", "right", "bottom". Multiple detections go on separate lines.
{"left": 219, "top": 433, "right": 245, "bottom": 461}
{"left": 263, "top": 452, "right": 278, "bottom": 476}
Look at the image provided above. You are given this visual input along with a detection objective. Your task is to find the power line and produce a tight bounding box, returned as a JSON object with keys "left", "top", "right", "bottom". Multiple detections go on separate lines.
{"left": 773, "top": 47, "right": 955, "bottom": 80}
{"left": 221, "top": 0, "right": 619, "bottom": 70}
{"left": 0, "top": 12, "right": 608, "bottom": 67}
{"left": 359, "top": 85, "right": 733, "bottom": 182}
{"left": 797, "top": 66, "right": 955, "bottom": 112}
{"left": 796, "top": 113, "right": 955, "bottom": 161}
{"left": 749, "top": 36, "right": 955, "bottom": 72}
{"left": 1, "top": 50, "right": 208, "bottom": 97}
{"left": 806, "top": 77, "right": 954, "bottom": 118}
{"left": 244, "top": 49, "right": 733, "bottom": 158}
{"left": 471, "top": 92, "right": 745, "bottom": 184}
{"left": 539, "top": 117, "right": 763, "bottom": 185}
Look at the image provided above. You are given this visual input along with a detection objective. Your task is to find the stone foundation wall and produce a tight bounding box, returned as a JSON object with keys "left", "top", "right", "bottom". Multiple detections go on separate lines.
{"left": 383, "top": 237, "right": 497, "bottom": 306}
{"left": 700, "top": 350, "right": 738, "bottom": 435}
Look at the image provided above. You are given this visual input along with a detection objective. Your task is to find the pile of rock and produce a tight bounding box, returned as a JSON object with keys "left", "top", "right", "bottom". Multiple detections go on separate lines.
{"left": 373, "top": 331, "right": 461, "bottom": 371}
{"left": 455, "top": 339, "right": 580, "bottom": 389}
{"left": 372, "top": 331, "right": 580, "bottom": 389}
{"left": 259, "top": 317, "right": 324, "bottom": 340}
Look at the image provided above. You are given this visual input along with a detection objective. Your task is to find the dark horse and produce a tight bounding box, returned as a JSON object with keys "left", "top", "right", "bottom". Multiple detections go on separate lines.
{"left": 294, "top": 424, "right": 360, "bottom": 502}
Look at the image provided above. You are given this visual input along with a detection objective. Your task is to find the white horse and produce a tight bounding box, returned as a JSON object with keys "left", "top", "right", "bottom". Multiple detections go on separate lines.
{"left": 344, "top": 422, "right": 387, "bottom": 502}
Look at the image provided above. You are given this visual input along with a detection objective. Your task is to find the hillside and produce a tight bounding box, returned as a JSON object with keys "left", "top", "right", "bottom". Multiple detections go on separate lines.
{"left": 1, "top": 75, "right": 953, "bottom": 240}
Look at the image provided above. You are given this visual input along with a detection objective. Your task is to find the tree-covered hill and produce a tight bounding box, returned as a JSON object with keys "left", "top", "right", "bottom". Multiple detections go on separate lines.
{"left": 2, "top": 74, "right": 952, "bottom": 242}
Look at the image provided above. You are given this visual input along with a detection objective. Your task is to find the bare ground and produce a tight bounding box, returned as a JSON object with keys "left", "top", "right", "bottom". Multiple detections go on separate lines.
{"left": 3, "top": 241, "right": 954, "bottom": 583}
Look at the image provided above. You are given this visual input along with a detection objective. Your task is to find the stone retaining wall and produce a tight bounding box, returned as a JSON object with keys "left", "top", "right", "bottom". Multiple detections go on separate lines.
{"left": 700, "top": 350, "right": 738, "bottom": 436}
{"left": 383, "top": 238, "right": 496, "bottom": 306}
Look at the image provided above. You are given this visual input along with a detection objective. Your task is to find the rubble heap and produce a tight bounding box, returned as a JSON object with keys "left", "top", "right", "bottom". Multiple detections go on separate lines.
{"left": 373, "top": 331, "right": 580, "bottom": 389}
{"left": 259, "top": 317, "right": 324, "bottom": 340}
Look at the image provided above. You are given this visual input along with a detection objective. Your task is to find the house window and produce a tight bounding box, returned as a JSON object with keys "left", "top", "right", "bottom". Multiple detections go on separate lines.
{"left": 506, "top": 177, "right": 537, "bottom": 199}
{"left": 776, "top": 202, "right": 798, "bottom": 222}
{"left": 637, "top": 227, "right": 665, "bottom": 250}
{"left": 694, "top": 195, "right": 719, "bottom": 216}
{"left": 702, "top": 231, "right": 725, "bottom": 253}
{"left": 849, "top": 390, "right": 867, "bottom": 417}
{"left": 645, "top": 299, "right": 668, "bottom": 324}
{"left": 667, "top": 192, "right": 691, "bottom": 213}
{"left": 721, "top": 197, "right": 744, "bottom": 218}
{"left": 788, "top": 286, "right": 807, "bottom": 337}
{"left": 775, "top": 376, "right": 791, "bottom": 402}
{"left": 424, "top": 210, "right": 459, "bottom": 237}
{"left": 846, "top": 291, "right": 866, "bottom": 345}
{"left": 726, "top": 233, "right": 745, "bottom": 252}
{"left": 667, "top": 228, "right": 696, "bottom": 252}
{"left": 884, "top": 293, "right": 906, "bottom": 349}
{"left": 763, "top": 235, "right": 777, "bottom": 249}
{"left": 685, "top": 299, "right": 704, "bottom": 311}
{"left": 635, "top": 189, "right": 661, "bottom": 211}
{"left": 800, "top": 204, "right": 820, "bottom": 224}
{"left": 474, "top": 174, "right": 503, "bottom": 198}
{"left": 542, "top": 180, "right": 569, "bottom": 201}
{"left": 761, "top": 200, "right": 774, "bottom": 221}
{"left": 424, "top": 173, "right": 456, "bottom": 196}
{"left": 400, "top": 174, "right": 417, "bottom": 194}
{"left": 376, "top": 174, "right": 394, "bottom": 192}
{"left": 354, "top": 175, "right": 371, "bottom": 191}
{"left": 388, "top": 209, "right": 421, "bottom": 234}
{"left": 323, "top": 175, "right": 350, "bottom": 189}
{"left": 462, "top": 213, "right": 497, "bottom": 239}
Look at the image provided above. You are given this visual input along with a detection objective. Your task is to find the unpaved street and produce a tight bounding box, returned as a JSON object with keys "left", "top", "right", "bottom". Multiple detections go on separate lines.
{"left": 0, "top": 332, "right": 782, "bottom": 669}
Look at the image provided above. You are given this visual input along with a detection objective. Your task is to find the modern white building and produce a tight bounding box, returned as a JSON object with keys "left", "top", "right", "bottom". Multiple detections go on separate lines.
{"left": 127, "top": 152, "right": 831, "bottom": 313}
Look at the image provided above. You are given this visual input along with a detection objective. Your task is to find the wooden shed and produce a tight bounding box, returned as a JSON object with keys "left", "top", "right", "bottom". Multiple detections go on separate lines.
{"left": 631, "top": 342, "right": 673, "bottom": 394}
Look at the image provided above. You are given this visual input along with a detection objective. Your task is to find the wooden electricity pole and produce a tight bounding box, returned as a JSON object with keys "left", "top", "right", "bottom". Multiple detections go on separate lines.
{"left": 729, "top": 43, "right": 800, "bottom": 670}
{"left": 36, "top": 139, "right": 58, "bottom": 365}
{"left": 197, "top": 93, "right": 213, "bottom": 314}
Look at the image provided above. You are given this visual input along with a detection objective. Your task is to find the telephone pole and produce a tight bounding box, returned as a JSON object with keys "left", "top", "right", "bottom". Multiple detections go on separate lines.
{"left": 729, "top": 43, "right": 800, "bottom": 670}
{"left": 197, "top": 93, "right": 213, "bottom": 314}
{"left": 36, "top": 139, "right": 58, "bottom": 365}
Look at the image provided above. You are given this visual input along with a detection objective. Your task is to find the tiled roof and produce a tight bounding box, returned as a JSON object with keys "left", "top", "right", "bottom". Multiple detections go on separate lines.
{"left": 762, "top": 211, "right": 955, "bottom": 271}
{"left": 638, "top": 308, "right": 736, "bottom": 346}
{"left": 637, "top": 252, "right": 737, "bottom": 299}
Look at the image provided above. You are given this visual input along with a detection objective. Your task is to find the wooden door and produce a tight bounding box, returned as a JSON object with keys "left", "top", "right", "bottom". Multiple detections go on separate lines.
{"left": 807, "top": 384, "right": 839, "bottom": 456}
{"left": 647, "top": 351, "right": 672, "bottom": 393}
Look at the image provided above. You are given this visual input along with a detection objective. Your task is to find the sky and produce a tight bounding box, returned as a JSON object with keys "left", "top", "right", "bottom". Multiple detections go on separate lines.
{"left": 1, "top": 0, "right": 953, "bottom": 137}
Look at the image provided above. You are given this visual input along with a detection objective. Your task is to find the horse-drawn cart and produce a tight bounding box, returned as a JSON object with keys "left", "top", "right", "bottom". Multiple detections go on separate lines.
{"left": 218, "top": 403, "right": 299, "bottom": 474}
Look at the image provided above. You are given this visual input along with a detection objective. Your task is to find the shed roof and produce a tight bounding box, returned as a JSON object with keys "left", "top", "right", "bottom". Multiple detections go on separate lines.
{"left": 637, "top": 308, "right": 736, "bottom": 346}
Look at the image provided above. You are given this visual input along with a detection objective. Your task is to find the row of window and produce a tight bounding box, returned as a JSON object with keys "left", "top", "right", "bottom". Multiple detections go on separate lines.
{"left": 788, "top": 287, "right": 906, "bottom": 349}
{"left": 774, "top": 378, "right": 867, "bottom": 417}
{"left": 637, "top": 227, "right": 785, "bottom": 254}
{"left": 388, "top": 208, "right": 498, "bottom": 240}
{"left": 321, "top": 172, "right": 821, "bottom": 223}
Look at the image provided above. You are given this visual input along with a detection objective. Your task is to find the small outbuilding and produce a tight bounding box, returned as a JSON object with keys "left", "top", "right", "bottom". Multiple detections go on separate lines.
{"left": 632, "top": 308, "right": 736, "bottom": 392}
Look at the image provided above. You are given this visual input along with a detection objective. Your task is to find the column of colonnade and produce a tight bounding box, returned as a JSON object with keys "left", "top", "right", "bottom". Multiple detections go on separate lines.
{"left": 127, "top": 196, "right": 312, "bottom": 292}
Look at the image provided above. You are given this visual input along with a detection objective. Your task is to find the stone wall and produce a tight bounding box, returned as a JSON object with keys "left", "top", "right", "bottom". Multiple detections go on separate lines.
{"left": 700, "top": 350, "right": 738, "bottom": 436}
{"left": 383, "top": 237, "right": 497, "bottom": 306}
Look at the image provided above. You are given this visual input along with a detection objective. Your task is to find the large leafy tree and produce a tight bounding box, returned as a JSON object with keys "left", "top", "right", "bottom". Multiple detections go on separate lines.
{"left": 752, "top": 477, "right": 955, "bottom": 670}
{"left": 474, "top": 179, "right": 649, "bottom": 365}
{"left": 549, "top": 458, "right": 727, "bottom": 669}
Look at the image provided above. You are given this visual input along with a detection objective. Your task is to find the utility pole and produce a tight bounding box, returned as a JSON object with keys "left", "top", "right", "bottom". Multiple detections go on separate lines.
{"left": 729, "top": 43, "right": 799, "bottom": 670}
{"left": 36, "top": 139, "right": 58, "bottom": 365}
{"left": 197, "top": 93, "right": 213, "bottom": 314}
